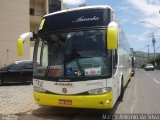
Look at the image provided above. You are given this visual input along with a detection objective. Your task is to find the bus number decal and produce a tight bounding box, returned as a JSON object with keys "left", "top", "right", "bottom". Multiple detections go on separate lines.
{"left": 34, "top": 80, "right": 43, "bottom": 87}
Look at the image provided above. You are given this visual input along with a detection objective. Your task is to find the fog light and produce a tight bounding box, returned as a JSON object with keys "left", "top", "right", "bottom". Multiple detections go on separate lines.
{"left": 106, "top": 100, "right": 110, "bottom": 104}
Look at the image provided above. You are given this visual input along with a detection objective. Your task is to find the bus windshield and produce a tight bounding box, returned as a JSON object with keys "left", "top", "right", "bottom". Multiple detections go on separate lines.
{"left": 35, "top": 29, "right": 112, "bottom": 80}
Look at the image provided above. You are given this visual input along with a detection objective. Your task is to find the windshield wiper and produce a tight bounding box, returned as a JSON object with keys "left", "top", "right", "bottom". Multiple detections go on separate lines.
{"left": 65, "top": 49, "right": 85, "bottom": 79}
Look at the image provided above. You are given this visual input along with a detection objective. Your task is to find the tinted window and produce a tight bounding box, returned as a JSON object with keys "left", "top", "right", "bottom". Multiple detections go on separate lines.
{"left": 48, "top": 0, "right": 61, "bottom": 13}
{"left": 9, "top": 64, "right": 24, "bottom": 70}
{"left": 24, "top": 63, "right": 33, "bottom": 69}
{"left": 9, "top": 62, "right": 32, "bottom": 70}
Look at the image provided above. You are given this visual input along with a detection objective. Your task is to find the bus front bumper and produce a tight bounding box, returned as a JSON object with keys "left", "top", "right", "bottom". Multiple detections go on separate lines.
{"left": 33, "top": 91, "right": 113, "bottom": 109}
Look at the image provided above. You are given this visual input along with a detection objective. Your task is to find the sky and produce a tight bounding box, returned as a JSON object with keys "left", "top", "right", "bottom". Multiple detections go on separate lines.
{"left": 63, "top": 0, "right": 160, "bottom": 53}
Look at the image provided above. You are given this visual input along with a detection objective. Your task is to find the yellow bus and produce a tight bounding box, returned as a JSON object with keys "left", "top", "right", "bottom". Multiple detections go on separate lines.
{"left": 17, "top": 5, "right": 132, "bottom": 109}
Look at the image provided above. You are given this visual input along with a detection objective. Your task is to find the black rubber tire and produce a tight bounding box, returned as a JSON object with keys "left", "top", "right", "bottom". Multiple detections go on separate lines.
{"left": 118, "top": 79, "right": 124, "bottom": 101}
{"left": 131, "top": 73, "right": 134, "bottom": 77}
{"left": 0, "top": 77, "right": 3, "bottom": 86}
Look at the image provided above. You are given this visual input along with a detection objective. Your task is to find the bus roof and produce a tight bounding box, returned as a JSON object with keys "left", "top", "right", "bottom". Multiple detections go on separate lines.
{"left": 38, "top": 5, "right": 113, "bottom": 34}
{"left": 44, "top": 5, "right": 113, "bottom": 18}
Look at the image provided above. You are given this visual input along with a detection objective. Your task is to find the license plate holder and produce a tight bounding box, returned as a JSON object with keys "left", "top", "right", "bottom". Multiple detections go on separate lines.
{"left": 59, "top": 99, "right": 72, "bottom": 105}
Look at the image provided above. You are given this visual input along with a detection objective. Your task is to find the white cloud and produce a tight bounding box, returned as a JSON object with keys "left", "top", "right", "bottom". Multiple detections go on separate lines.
{"left": 141, "top": 16, "right": 160, "bottom": 29}
{"left": 63, "top": 0, "right": 85, "bottom": 6}
{"left": 128, "top": 34, "right": 146, "bottom": 42}
{"left": 129, "top": 0, "right": 160, "bottom": 16}
{"left": 146, "top": 0, "right": 160, "bottom": 5}
{"left": 128, "top": 30, "right": 153, "bottom": 43}
{"left": 128, "top": 0, "right": 160, "bottom": 28}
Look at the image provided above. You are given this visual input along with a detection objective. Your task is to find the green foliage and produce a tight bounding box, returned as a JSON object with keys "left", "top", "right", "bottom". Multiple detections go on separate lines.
{"left": 141, "top": 64, "right": 146, "bottom": 68}
{"left": 134, "top": 51, "right": 160, "bottom": 66}
{"left": 146, "top": 55, "right": 160, "bottom": 65}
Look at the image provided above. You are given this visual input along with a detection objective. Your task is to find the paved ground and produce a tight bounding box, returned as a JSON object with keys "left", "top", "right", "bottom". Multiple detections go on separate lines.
{"left": 0, "top": 84, "right": 39, "bottom": 120}
{"left": 0, "top": 69, "right": 160, "bottom": 120}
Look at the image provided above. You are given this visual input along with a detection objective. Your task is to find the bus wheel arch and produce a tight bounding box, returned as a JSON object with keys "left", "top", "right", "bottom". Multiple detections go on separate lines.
{"left": 118, "top": 75, "right": 124, "bottom": 101}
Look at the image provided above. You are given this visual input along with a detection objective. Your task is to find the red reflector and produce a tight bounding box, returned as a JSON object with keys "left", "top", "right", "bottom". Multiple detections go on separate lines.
{"left": 59, "top": 99, "right": 72, "bottom": 105}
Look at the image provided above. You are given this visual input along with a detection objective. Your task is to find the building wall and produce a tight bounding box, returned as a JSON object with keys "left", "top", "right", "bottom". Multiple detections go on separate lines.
{"left": 30, "top": 0, "right": 47, "bottom": 32}
{"left": 30, "top": 0, "right": 65, "bottom": 60}
{"left": 30, "top": 0, "right": 48, "bottom": 60}
{"left": 0, "top": 0, "right": 30, "bottom": 67}
{"left": 0, "top": 0, "right": 65, "bottom": 67}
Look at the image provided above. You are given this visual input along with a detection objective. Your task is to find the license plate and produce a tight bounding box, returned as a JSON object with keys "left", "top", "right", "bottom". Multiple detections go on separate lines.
{"left": 59, "top": 99, "right": 72, "bottom": 105}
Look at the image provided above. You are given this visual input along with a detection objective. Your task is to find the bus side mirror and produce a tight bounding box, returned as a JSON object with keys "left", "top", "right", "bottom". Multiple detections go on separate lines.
{"left": 107, "top": 22, "right": 118, "bottom": 50}
{"left": 17, "top": 32, "right": 33, "bottom": 56}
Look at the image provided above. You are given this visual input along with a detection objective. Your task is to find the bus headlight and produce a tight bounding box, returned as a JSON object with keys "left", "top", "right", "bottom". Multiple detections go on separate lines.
{"left": 34, "top": 86, "right": 46, "bottom": 93}
{"left": 88, "top": 87, "right": 112, "bottom": 95}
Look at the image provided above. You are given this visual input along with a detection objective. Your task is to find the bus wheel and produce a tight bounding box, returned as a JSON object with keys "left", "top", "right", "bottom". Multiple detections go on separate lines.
{"left": 0, "top": 77, "right": 3, "bottom": 86}
{"left": 131, "top": 72, "right": 134, "bottom": 77}
{"left": 118, "top": 79, "right": 124, "bottom": 101}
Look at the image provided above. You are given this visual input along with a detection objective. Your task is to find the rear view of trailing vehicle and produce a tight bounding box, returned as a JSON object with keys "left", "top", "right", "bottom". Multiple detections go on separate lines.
{"left": 144, "top": 64, "right": 154, "bottom": 71}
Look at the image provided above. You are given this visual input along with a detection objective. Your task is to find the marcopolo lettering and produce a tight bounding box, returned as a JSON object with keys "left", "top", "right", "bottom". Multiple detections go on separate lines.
{"left": 72, "top": 16, "right": 99, "bottom": 23}
{"left": 54, "top": 82, "right": 73, "bottom": 86}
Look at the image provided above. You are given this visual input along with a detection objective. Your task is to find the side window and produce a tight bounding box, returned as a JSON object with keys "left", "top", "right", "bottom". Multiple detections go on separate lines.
{"left": 113, "top": 50, "right": 118, "bottom": 74}
{"left": 41, "top": 41, "right": 48, "bottom": 67}
{"left": 24, "top": 63, "right": 33, "bottom": 69}
{"left": 9, "top": 64, "right": 24, "bottom": 70}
